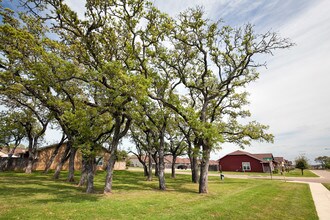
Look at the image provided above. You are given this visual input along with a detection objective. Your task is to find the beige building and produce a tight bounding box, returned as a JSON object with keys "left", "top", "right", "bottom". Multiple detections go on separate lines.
{"left": 35, "top": 143, "right": 126, "bottom": 171}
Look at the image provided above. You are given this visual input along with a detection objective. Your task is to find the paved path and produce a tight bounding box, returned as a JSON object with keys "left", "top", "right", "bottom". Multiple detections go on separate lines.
{"left": 307, "top": 182, "right": 330, "bottom": 220}
{"left": 289, "top": 181, "right": 330, "bottom": 220}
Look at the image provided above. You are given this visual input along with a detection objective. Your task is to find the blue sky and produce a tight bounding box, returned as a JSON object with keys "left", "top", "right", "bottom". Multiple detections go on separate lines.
{"left": 3, "top": 0, "right": 330, "bottom": 163}
{"left": 150, "top": 0, "right": 330, "bottom": 162}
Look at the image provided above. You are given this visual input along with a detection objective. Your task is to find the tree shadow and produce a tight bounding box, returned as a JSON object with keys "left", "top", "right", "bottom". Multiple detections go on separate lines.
{"left": 1, "top": 170, "right": 252, "bottom": 199}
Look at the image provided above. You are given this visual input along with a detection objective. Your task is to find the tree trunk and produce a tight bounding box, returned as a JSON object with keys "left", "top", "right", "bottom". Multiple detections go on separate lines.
{"left": 25, "top": 139, "right": 35, "bottom": 174}
{"left": 25, "top": 142, "right": 36, "bottom": 174}
{"left": 86, "top": 156, "right": 95, "bottom": 193}
{"left": 147, "top": 153, "right": 152, "bottom": 181}
{"left": 199, "top": 145, "right": 210, "bottom": 194}
{"left": 43, "top": 136, "right": 65, "bottom": 174}
{"left": 171, "top": 155, "right": 177, "bottom": 178}
{"left": 158, "top": 126, "right": 166, "bottom": 191}
{"left": 78, "top": 157, "right": 87, "bottom": 187}
{"left": 152, "top": 153, "right": 159, "bottom": 177}
{"left": 25, "top": 157, "right": 34, "bottom": 174}
{"left": 54, "top": 142, "right": 71, "bottom": 179}
{"left": 104, "top": 153, "right": 116, "bottom": 194}
{"left": 104, "top": 115, "right": 131, "bottom": 194}
{"left": 67, "top": 147, "right": 77, "bottom": 182}
{"left": 189, "top": 150, "right": 199, "bottom": 183}
{"left": 143, "top": 164, "right": 149, "bottom": 177}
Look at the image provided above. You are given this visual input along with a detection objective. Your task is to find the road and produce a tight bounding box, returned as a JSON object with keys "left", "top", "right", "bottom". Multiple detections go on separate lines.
{"left": 174, "top": 169, "right": 330, "bottom": 183}
{"left": 129, "top": 167, "right": 330, "bottom": 183}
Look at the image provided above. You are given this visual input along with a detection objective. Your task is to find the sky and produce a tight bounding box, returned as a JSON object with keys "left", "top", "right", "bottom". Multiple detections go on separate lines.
{"left": 2, "top": 0, "right": 330, "bottom": 163}
{"left": 150, "top": 0, "right": 330, "bottom": 162}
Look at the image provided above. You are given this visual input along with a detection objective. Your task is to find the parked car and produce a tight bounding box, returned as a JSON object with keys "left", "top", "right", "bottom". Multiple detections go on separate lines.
{"left": 177, "top": 165, "right": 188, "bottom": 170}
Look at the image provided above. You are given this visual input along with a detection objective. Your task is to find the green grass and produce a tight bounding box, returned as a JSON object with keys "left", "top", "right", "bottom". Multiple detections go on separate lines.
{"left": 322, "top": 183, "right": 330, "bottom": 191}
{"left": 0, "top": 170, "right": 317, "bottom": 220}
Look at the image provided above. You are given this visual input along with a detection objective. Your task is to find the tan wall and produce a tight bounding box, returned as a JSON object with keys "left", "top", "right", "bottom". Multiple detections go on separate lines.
{"left": 114, "top": 161, "right": 126, "bottom": 170}
{"left": 34, "top": 143, "right": 82, "bottom": 170}
{"left": 34, "top": 144, "right": 124, "bottom": 171}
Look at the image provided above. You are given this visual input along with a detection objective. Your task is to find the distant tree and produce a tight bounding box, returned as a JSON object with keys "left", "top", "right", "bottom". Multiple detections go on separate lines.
{"left": 0, "top": 111, "right": 26, "bottom": 152}
{"left": 315, "top": 156, "right": 330, "bottom": 169}
{"left": 116, "top": 150, "right": 128, "bottom": 161}
{"left": 0, "top": 111, "right": 26, "bottom": 171}
{"left": 295, "top": 156, "right": 309, "bottom": 175}
{"left": 166, "top": 117, "right": 187, "bottom": 178}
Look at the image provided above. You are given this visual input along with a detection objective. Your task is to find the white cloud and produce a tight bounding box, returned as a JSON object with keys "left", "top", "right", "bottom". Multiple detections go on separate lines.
{"left": 227, "top": 0, "right": 330, "bottom": 162}
{"left": 154, "top": 0, "right": 330, "bottom": 162}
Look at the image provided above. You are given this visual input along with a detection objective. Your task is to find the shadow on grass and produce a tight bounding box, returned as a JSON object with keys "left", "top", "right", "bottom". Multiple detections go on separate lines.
{"left": 0, "top": 169, "right": 240, "bottom": 201}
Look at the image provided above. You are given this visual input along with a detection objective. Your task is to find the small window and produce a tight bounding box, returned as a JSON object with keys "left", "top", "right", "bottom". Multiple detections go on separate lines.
{"left": 96, "top": 157, "right": 104, "bottom": 166}
{"left": 242, "top": 162, "right": 251, "bottom": 171}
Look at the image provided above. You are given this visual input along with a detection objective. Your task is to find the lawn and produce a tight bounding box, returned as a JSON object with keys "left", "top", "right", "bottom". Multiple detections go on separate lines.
{"left": 322, "top": 183, "right": 330, "bottom": 191}
{"left": 0, "top": 170, "right": 317, "bottom": 220}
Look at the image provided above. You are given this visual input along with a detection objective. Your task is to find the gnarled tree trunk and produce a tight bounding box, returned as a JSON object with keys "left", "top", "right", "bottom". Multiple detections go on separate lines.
{"left": 199, "top": 145, "right": 211, "bottom": 194}
{"left": 43, "top": 135, "right": 66, "bottom": 174}
{"left": 104, "top": 153, "right": 116, "bottom": 193}
{"left": 158, "top": 125, "right": 166, "bottom": 190}
{"left": 147, "top": 153, "right": 152, "bottom": 181}
{"left": 25, "top": 138, "right": 38, "bottom": 174}
{"left": 171, "top": 155, "right": 177, "bottom": 178}
{"left": 54, "top": 142, "right": 71, "bottom": 179}
{"left": 152, "top": 152, "right": 159, "bottom": 177}
{"left": 86, "top": 156, "right": 95, "bottom": 193}
{"left": 67, "top": 147, "right": 77, "bottom": 182}
{"left": 78, "top": 157, "right": 87, "bottom": 187}
{"left": 191, "top": 152, "right": 199, "bottom": 183}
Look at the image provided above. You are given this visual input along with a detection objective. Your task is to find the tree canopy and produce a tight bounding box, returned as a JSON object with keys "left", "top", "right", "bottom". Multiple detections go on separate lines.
{"left": 295, "top": 156, "right": 309, "bottom": 175}
{"left": 0, "top": 0, "right": 293, "bottom": 194}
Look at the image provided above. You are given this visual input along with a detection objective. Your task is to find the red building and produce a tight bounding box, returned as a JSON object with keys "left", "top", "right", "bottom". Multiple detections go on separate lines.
{"left": 218, "top": 150, "right": 275, "bottom": 173}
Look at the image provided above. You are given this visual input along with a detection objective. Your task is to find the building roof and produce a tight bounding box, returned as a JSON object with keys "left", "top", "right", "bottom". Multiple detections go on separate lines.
{"left": 253, "top": 153, "right": 274, "bottom": 162}
{"left": 164, "top": 156, "right": 190, "bottom": 164}
{"left": 209, "top": 160, "right": 218, "bottom": 165}
{"left": 220, "top": 150, "right": 274, "bottom": 163}
{"left": 0, "top": 151, "right": 8, "bottom": 157}
{"left": 274, "top": 157, "right": 284, "bottom": 162}
{"left": 0, "top": 147, "right": 27, "bottom": 156}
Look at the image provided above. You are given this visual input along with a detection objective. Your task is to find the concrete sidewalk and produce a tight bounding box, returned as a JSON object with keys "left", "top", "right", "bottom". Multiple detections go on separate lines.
{"left": 289, "top": 181, "right": 330, "bottom": 220}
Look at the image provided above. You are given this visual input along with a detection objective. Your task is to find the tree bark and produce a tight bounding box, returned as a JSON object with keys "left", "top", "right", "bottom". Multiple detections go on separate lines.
{"left": 43, "top": 135, "right": 66, "bottom": 174}
{"left": 67, "top": 147, "right": 77, "bottom": 182}
{"left": 54, "top": 142, "right": 71, "bottom": 179}
{"left": 191, "top": 153, "right": 199, "bottom": 183}
{"left": 147, "top": 153, "right": 152, "bottom": 181}
{"left": 143, "top": 164, "right": 149, "bottom": 177}
{"left": 78, "top": 157, "right": 87, "bottom": 187}
{"left": 25, "top": 138, "right": 38, "bottom": 174}
{"left": 171, "top": 155, "right": 177, "bottom": 178}
{"left": 104, "top": 116, "right": 131, "bottom": 194}
{"left": 152, "top": 152, "right": 159, "bottom": 177}
{"left": 158, "top": 125, "right": 166, "bottom": 191}
{"left": 86, "top": 156, "right": 95, "bottom": 193}
{"left": 188, "top": 147, "right": 200, "bottom": 183}
{"left": 199, "top": 145, "right": 210, "bottom": 194}
{"left": 104, "top": 153, "right": 116, "bottom": 193}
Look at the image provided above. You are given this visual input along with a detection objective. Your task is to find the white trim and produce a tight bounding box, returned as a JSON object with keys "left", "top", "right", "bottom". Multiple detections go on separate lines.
{"left": 242, "top": 162, "right": 251, "bottom": 171}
